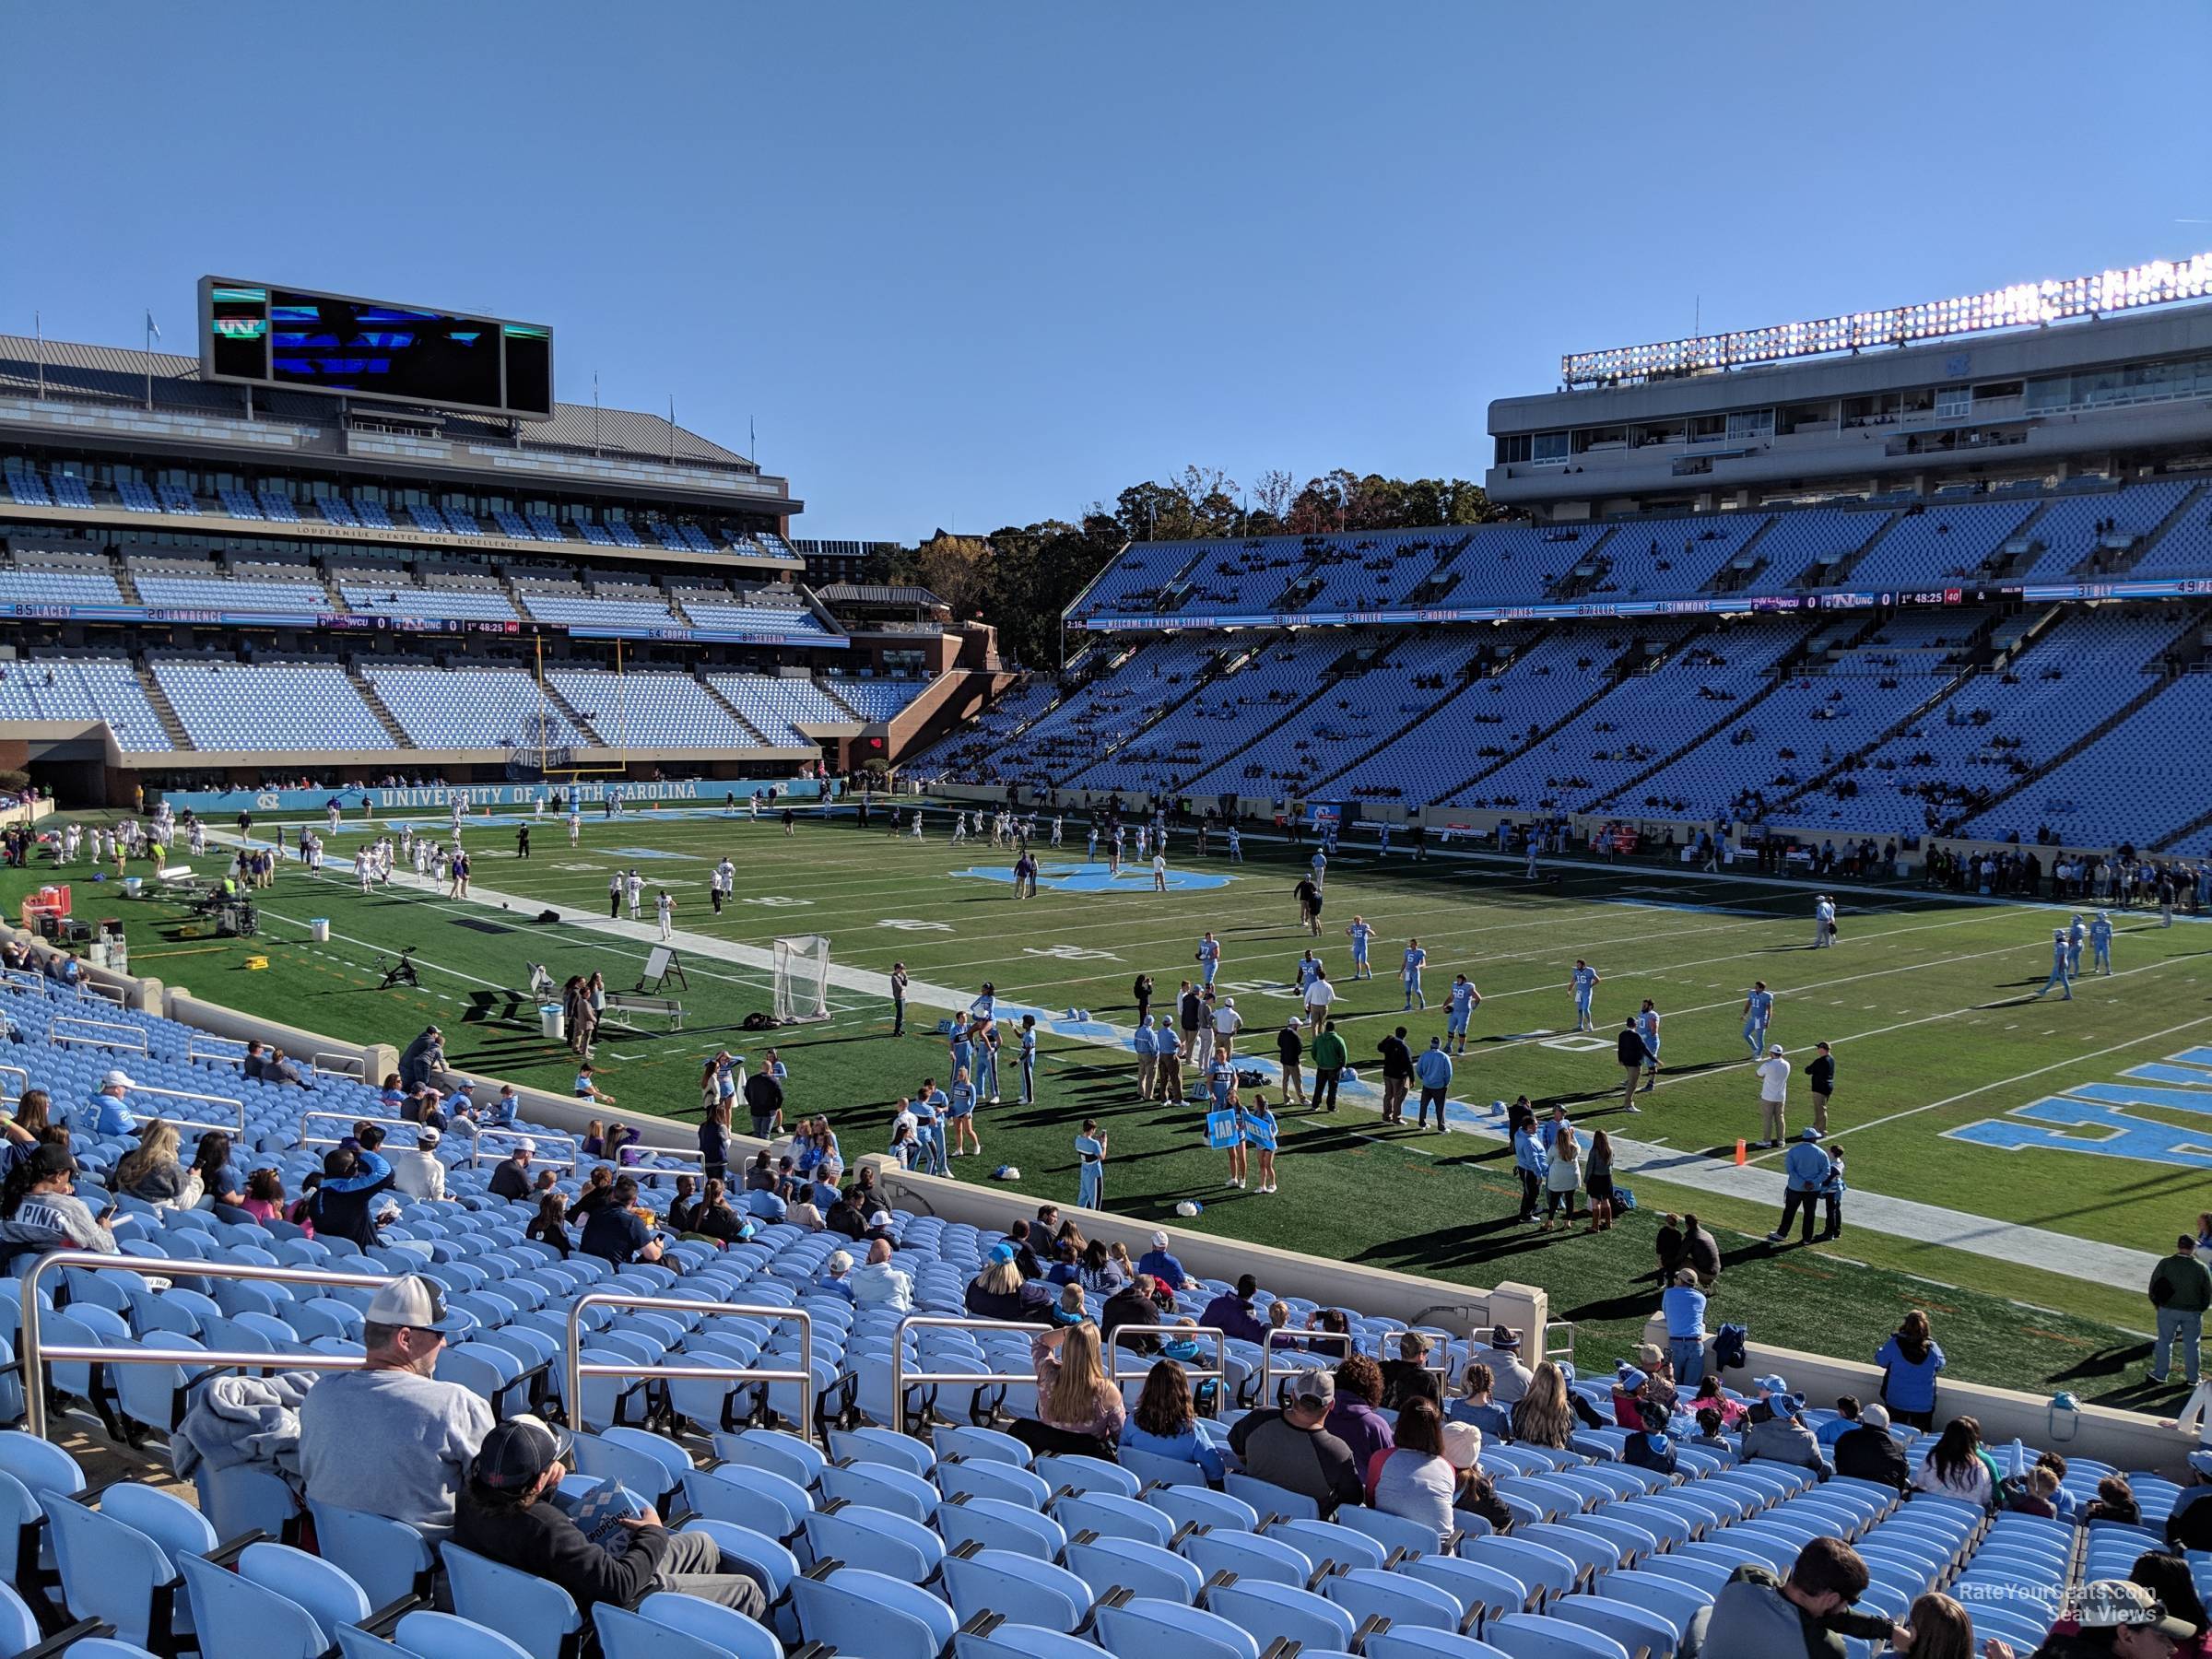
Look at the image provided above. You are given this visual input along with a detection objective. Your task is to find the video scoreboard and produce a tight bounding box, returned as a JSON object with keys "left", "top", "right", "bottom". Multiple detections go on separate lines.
{"left": 198, "top": 277, "right": 553, "bottom": 420}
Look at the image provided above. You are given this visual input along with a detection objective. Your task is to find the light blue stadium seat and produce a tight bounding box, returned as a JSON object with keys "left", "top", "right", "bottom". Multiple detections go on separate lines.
{"left": 441, "top": 1541, "right": 582, "bottom": 1659}
{"left": 310, "top": 1500, "right": 438, "bottom": 1606}
{"left": 942, "top": 1546, "right": 1092, "bottom": 1630}
{"left": 1065, "top": 1534, "right": 1206, "bottom": 1605}
{"left": 394, "top": 1609, "right": 537, "bottom": 1659}
{"left": 793, "top": 1565, "right": 957, "bottom": 1659}
{"left": 1094, "top": 1596, "right": 1262, "bottom": 1659}
{"left": 1206, "top": 1578, "right": 1358, "bottom": 1652}
{"left": 594, "top": 1590, "right": 782, "bottom": 1659}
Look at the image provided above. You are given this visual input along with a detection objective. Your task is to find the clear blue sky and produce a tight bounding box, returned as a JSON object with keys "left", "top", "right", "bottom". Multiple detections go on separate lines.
{"left": 6, "top": 2, "right": 2208, "bottom": 540}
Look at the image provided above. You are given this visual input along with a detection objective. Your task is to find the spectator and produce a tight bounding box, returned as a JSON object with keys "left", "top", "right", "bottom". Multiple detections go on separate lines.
{"left": 2016, "top": 1580, "right": 2195, "bottom": 1658}
{"left": 1136, "top": 1230, "right": 1193, "bottom": 1289}
{"left": 966, "top": 1244, "right": 1052, "bottom": 1323}
{"left": 1027, "top": 1323, "right": 1125, "bottom": 1452}
{"left": 80, "top": 1069, "right": 140, "bottom": 1138}
{"left": 1509, "top": 1360, "right": 1577, "bottom": 1450}
{"left": 1326, "top": 1354, "right": 1395, "bottom": 1473}
{"left": 1119, "top": 1359, "right": 1226, "bottom": 1479}
{"left": 568, "top": 1165, "right": 618, "bottom": 1222}
{"left": 398, "top": 1025, "right": 444, "bottom": 1090}
{"left": 306, "top": 1145, "right": 396, "bottom": 1249}
{"left": 1754, "top": 1043, "right": 1791, "bottom": 1148}
{"left": 189, "top": 1132, "right": 249, "bottom": 1218}
{"left": 1655, "top": 1212, "right": 1685, "bottom": 1285}
{"left": 1366, "top": 1397, "right": 1457, "bottom": 1547}
{"left": 1311, "top": 1020, "right": 1347, "bottom": 1112}
{"left": 2125, "top": 1555, "right": 2209, "bottom": 1655}
{"left": 1742, "top": 1384, "right": 1831, "bottom": 1477}
{"left": 1875, "top": 1310, "right": 1947, "bottom": 1430}
{"left": 116, "top": 1121, "right": 199, "bottom": 1210}
{"left": 1688, "top": 1406, "right": 1735, "bottom": 1457}
{"left": 665, "top": 1175, "right": 700, "bottom": 1234}
{"left": 2149, "top": 1234, "right": 2210, "bottom": 1388}
{"left": 743, "top": 1179, "right": 788, "bottom": 1224}
{"left": 1382, "top": 1333, "right": 1444, "bottom": 1412}
{"left": 1077, "top": 1239, "right": 1126, "bottom": 1297}
{"left": 388, "top": 1127, "right": 446, "bottom": 1201}
{"left": 744, "top": 1065, "right": 783, "bottom": 1138}
{"left": 580, "top": 1177, "right": 663, "bottom": 1267}
{"left": 241, "top": 1168, "right": 293, "bottom": 1232}
{"left": 1891, "top": 1593, "right": 1977, "bottom": 1659}
{"left": 1695, "top": 1536, "right": 1900, "bottom": 1659}
{"left": 1511, "top": 1111, "right": 1548, "bottom": 1224}
{"left": 453, "top": 1414, "right": 769, "bottom": 1621}
{"left": 1447, "top": 1360, "right": 1512, "bottom": 1439}
{"left": 298, "top": 1277, "right": 492, "bottom": 1537}
{"left": 1661, "top": 1269, "right": 1710, "bottom": 1386}
{"left": 1100, "top": 1275, "right": 1166, "bottom": 1352}
{"left": 1228, "top": 1370, "right": 1362, "bottom": 1518}
{"left": 1815, "top": 1395, "right": 1863, "bottom": 1452}
{"left": 1615, "top": 1017, "right": 1650, "bottom": 1112}
{"left": 2085, "top": 1473, "right": 2142, "bottom": 1528}
{"left": 825, "top": 1188, "right": 867, "bottom": 1240}
{"left": 1277, "top": 1019, "right": 1305, "bottom": 1108}
{"left": 1199, "top": 1274, "right": 1270, "bottom": 1346}
{"left": 2006, "top": 1465, "right": 2063, "bottom": 1519}
{"left": 487, "top": 1141, "right": 535, "bottom": 1202}
{"left": 1412, "top": 1037, "right": 1452, "bottom": 1130}
{"left": 1806, "top": 1041, "right": 1836, "bottom": 1136}
{"left": 1611, "top": 1366, "right": 1659, "bottom": 1432}
{"left": 1911, "top": 1417, "right": 1994, "bottom": 1506}
{"left": 1473, "top": 1324, "right": 1534, "bottom": 1404}
{"left": 699, "top": 1100, "right": 731, "bottom": 1186}
{"left": 688, "top": 1180, "right": 747, "bottom": 1244}
{"left": 1441, "top": 1420, "right": 1514, "bottom": 1533}
{"left": 1832, "top": 1402, "right": 1908, "bottom": 1490}
{"left": 524, "top": 1192, "right": 571, "bottom": 1258}
{"left": 851, "top": 1238, "right": 914, "bottom": 1312}
{"left": 818, "top": 1250, "right": 856, "bottom": 1304}
{"left": 0, "top": 1144, "right": 117, "bottom": 1258}
{"left": 262, "top": 1047, "right": 310, "bottom": 1089}
{"left": 1679, "top": 1211, "right": 1722, "bottom": 1286}
{"left": 744, "top": 1150, "right": 777, "bottom": 1194}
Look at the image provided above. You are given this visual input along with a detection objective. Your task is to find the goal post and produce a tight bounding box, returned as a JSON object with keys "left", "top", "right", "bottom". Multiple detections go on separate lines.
{"left": 772, "top": 935, "right": 832, "bottom": 1024}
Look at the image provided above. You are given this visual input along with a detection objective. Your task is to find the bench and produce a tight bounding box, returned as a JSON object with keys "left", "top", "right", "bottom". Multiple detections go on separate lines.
{"left": 600, "top": 991, "right": 684, "bottom": 1032}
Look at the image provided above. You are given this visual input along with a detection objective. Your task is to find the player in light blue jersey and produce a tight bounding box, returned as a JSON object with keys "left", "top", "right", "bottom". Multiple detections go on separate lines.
{"left": 1637, "top": 999, "right": 1661, "bottom": 1092}
{"left": 2035, "top": 929, "right": 2073, "bottom": 1001}
{"left": 1401, "top": 939, "right": 1429, "bottom": 1010}
{"left": 1346, "top": 917, "right": 1373, "bottom": 979}
{"left": 1075, "top": 1119, "right": 1107, "bottom": 1209}
{"left": 2088, "top": 911, "right": 2114, "bottom": 973}
{"left": 1446, "top": 974, "right": 1481, "bottom": 1053}
{"left": 2066, "top": 913, "right": 2087, "bottom": 976}
{"left": 1570, "top": 959, "right": 1600, "bottom": 1032}
{"left": 1293, "top": 949, "right": 1322, "bottom": 993}
{"left": 1196, "top": 932, "right": 1222, "bottom": 989}
{"left": 1741, "top": 981, "right": 1774, "bottom": 1057}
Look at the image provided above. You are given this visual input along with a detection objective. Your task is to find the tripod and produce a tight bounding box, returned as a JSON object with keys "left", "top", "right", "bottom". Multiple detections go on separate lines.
{"left": 378, "top": 947, "right": 421, "bottom": 990}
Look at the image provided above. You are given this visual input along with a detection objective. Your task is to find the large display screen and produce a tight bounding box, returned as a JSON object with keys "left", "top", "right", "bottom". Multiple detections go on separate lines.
{"left": 197, "top": 277, "right": 554, "bottom": 420}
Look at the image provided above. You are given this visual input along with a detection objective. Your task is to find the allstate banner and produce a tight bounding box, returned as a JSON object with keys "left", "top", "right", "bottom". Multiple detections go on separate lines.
{"left": 157, "top": 778, "right": 829, "bottom": 815}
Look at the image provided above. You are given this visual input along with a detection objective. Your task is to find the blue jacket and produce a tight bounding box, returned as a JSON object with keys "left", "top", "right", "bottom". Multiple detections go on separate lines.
{"left": 1874, "top": 1335, "right": 1946, "bottom": 1412}
{"left": 1661, "top": 1284, "right": 1707, "bottom": 1339}
{"left": 1119, "top": 1419, "right": 1225, "bottom": 1479}
{"left": 1134, "top": 1024, "right": 1159, "bottom": 1057}
{"left": 1512, "top": 1127, "right": 1550, "bottom": 1178}
{"left": 1783, "top": 1141, "right": 1831, "bottom": 1192}
{"left": 1136, "top": 1249, "right": 1186, "bottom": 1287}
{"left": 1413, "top": 1049, "right": 1453, "bottom": 1089}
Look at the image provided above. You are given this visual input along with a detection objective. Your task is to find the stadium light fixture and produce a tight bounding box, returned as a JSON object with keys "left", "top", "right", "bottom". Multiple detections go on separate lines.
{"left": 1561, "top": 251, "right": 2212, "bottom": 387}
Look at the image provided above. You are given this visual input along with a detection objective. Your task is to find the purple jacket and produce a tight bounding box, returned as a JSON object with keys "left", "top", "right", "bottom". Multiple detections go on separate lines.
{"left": 1324, "top": 1396, "right": 1395, "bottom": 1473}
{"left": 1199, "top": 1293, "right": 1270, "bottom": 1347}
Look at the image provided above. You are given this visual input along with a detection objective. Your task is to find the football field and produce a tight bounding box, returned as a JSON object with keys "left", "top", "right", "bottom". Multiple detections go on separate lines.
{"left": 12, "top": 801, "right": 2210, "bottom": 1405}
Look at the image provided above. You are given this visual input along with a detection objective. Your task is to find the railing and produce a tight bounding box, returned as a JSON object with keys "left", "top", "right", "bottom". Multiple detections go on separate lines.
{"left": 185, "top": 1041, "right": 248, "bottom": 1066}
{"left": 312, "top": 1052, "right": 366, "bottom": 1079}
{"left": 1101, "top": 1323, "right": 1229, "bottom": 1394}
{"left": 20, "top": 1252, "right": 394, "bottom": 1439}
{"left": 1255, "top": 1329, "right": 1357, "bottom": 1408}
{"left": 51, "top": 1016, "right": 147, "bottom": 1053}
{"left": 128, "top": 1084, "right": 248, "bottom": 1139}
{"left": 470, "top": 1126, "right": 580, "bottom": 1171}
{"left": 0, "top": 1065, "right": 26, "bottom": 1104}
{"left": 299, "top": 1109, "right": 433, "bottom": 1151}
{"left": 1544, "top": 1321, "right": 1576, "bottom": 1368}
{"left": 889, "top": 1314, "right": 1041, "bottom": 1437}
{"left": 2, "top": 970, "right": 48, "bottom": 998}
{"left": 563, "top": 1291, "right": 817, "bottom": 1438}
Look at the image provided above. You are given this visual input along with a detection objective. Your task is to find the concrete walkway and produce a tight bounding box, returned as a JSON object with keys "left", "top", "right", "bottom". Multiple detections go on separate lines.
{"left": 431, "top": 868, "right": 2157, "bottom": 1292}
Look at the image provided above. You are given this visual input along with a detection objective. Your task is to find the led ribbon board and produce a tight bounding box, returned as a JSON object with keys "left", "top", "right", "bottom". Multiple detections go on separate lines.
{"left": 1562, "top": 252, "right": 2212, "bottom": 387}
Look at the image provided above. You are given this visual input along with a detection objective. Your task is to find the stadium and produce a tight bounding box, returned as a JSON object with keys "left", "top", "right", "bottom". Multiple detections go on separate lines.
{"left": 5, "top": 238, "right": 2212, "bottom": 1659}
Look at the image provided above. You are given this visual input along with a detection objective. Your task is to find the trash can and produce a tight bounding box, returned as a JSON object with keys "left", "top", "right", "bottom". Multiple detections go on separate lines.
{"left": 310, "top": 919, "right": 330, "bottom": 943}
{"left": 122, "top": 877, "right": 144, "bottom": 898}
{"left": 540, "top": 1003, "right": 566, "bottom": 1042}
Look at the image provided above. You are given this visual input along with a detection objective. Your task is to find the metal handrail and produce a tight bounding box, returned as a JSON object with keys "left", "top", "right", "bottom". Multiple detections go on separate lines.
{"left": 312, "top": 1053, "right": 365, "bottom": 1079}
{"left": 2, "top": 971, "right": 50, "bottom": 998}
{"left": 0, "top": 1064, "right": 27, "bottom": 1103}
{"left": 1256, "top": 1328, "right": 1357, "bottom": 1407}
{"left": 298, "top": 1109, "right": 434, "bottom": 1151}
{"left": 52, "top": 1017, "right": 147, "bottom": 1053}
{"left": 1101, "top": 1323, "right": 1229, "bottom": 1391}
{"left": 20, "top": 1251, "right": 394, "bottom": 1439}
{"left": 470, "top": 1127, "right": 581, "bottom": 1172}
{"left": 890, "top": 1313, "right": 1042, "bottom": 1437}
{"left": 130, "top": 1085, "right": 248, "bottom": 1138}
{"left": 186, "top": 1041, "right": 248, "bottom": 1066}
{"left": 562, "top": 1290, "right": 816, "bottom": 1438}
{"left": 1544, "top": 1321, "right": 1577, "bottom": 1368}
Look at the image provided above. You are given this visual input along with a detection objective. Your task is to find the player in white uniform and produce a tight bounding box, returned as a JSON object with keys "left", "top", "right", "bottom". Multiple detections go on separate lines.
{"left": 1310, "top": 848, "right": 1327, "bottom": 891}
{"left": 910, "top": 811, "right": 924, "bottom": 839}
{"left": 1050, "top": 815, "right": 1063, "bottom": 848}
{"left": 568, "top": 808, "right": 582, "bottom": 847}
{"left": 354, "top": 849, "right": 372, "bottom": 894}
{"left": 625, "top": 870, "right": 644, "bottom": 919}
{"left": 1227, "top": 826, "right": 1242, "bottom": 863}
{"left": 656, "top": 890, "right": 676, "bottom": 941}
{"left": 951, "top": 813, "right": 968, "bottom": 845}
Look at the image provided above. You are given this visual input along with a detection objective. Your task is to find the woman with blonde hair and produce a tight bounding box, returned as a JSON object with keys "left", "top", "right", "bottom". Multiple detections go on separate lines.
{"left": 1030, "top": 1320, "right": 1126, "bottom": 1447}
{"left": 116, "top": 1121, "right": 200, "bottom": 1210}
{"left": 1509, "top": 1359, "right": 1576, "bottom": 1449}
{"left": 1542, "top": 1120, "right": 1580, "bottom": 1230}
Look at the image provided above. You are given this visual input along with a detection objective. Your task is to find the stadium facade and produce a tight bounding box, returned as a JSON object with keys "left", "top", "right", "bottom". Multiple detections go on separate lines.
{"left": 0, "top": 288, "right": 1004, "bottom": 805}
{"left": 906, "top": 259, "right": 2212, "bottom": 858}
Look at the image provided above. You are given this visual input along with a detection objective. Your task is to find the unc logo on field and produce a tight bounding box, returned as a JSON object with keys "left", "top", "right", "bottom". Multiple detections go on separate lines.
{"left": 254, "top": 793, "right": 281, "bottom": 811}
{"left": 1947, "top": 1045, "right": 2212, "bottom": 1171}
{"left": 953, "top": 861, "right": 1232, "bottom": 894}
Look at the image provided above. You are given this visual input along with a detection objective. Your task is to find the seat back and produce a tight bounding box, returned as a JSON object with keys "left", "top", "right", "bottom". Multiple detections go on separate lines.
{"left": 1093, "top": 1595, "right": 1262, "bottom": 1659}
{"left": 48, "top": 1499, "right": 175, "bottom": 1650}
{"left": 178, "top": 1549, "right": 327, "bottom": 1659}
{"left": 441, "top": 1542, "right": 582, "bottom": 1659}
{"left": 309, "top": 1501, "right": 437, "bottom": 1607}
{"left": 791, "top": 1570, "right": 945, "bottom": 1659}
{"left": 395, "top": 1608, "right": 539, "bottom": 1659}
{"left": 240, "top": 1540, "right": 373, "bottom": 1639}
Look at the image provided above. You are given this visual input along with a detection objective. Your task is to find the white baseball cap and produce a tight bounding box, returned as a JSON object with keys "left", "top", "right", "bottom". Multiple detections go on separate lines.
{"left": 366, "top": 1275, "right": 465, "bottom": 1335}
{"left": 1768, "top": 1044, "right": 1783, "bottom": 1055}
{"left": 102, "top": 1069, "right": 135, "bottom": 1090}
{"left": 1150, "top": 1230, "right": 1170, "bottom": 1250}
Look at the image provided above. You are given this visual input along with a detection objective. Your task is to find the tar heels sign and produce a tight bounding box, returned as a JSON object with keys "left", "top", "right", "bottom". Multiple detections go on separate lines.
{"left": 1947, "top": 1045, "right": 2212, "bottom": 1171}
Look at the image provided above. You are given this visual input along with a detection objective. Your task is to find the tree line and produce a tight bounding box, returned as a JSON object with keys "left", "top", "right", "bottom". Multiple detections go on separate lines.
{"left": 859, "top": 465, "right": 1502, "bottom": 667}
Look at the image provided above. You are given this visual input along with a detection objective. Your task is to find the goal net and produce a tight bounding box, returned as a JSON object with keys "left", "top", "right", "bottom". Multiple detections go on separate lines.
{"left": 771, "top": 935, "right": 833, "bottom": 1023}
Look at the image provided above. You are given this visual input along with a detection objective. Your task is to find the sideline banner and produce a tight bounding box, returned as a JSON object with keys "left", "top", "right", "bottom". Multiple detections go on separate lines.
{"left": 156, "top": 778, "right": 830, "bottom": 815}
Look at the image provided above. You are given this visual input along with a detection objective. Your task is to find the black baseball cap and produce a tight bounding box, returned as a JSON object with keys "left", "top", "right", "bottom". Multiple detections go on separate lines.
{"left": 27, "top": 1145, "right": 75, "bottom": 1180}
{"left": 469, "top": 1413, "right": 573, "bottom": 1489}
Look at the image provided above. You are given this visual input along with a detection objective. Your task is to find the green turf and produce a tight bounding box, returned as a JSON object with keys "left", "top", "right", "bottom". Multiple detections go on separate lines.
{"left": 9, "top": 804, "right": 2206, "bottom": 1407}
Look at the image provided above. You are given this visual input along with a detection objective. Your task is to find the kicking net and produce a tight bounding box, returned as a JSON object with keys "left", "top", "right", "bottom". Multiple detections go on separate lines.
{"left": 771, "top": 934, "right": 833, "bottom": 1023}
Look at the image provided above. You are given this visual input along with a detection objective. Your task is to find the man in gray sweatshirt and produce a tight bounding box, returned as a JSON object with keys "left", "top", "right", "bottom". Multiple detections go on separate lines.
{"left": 1695, "top": 1537, "right": 1901, "bottom": 1659}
